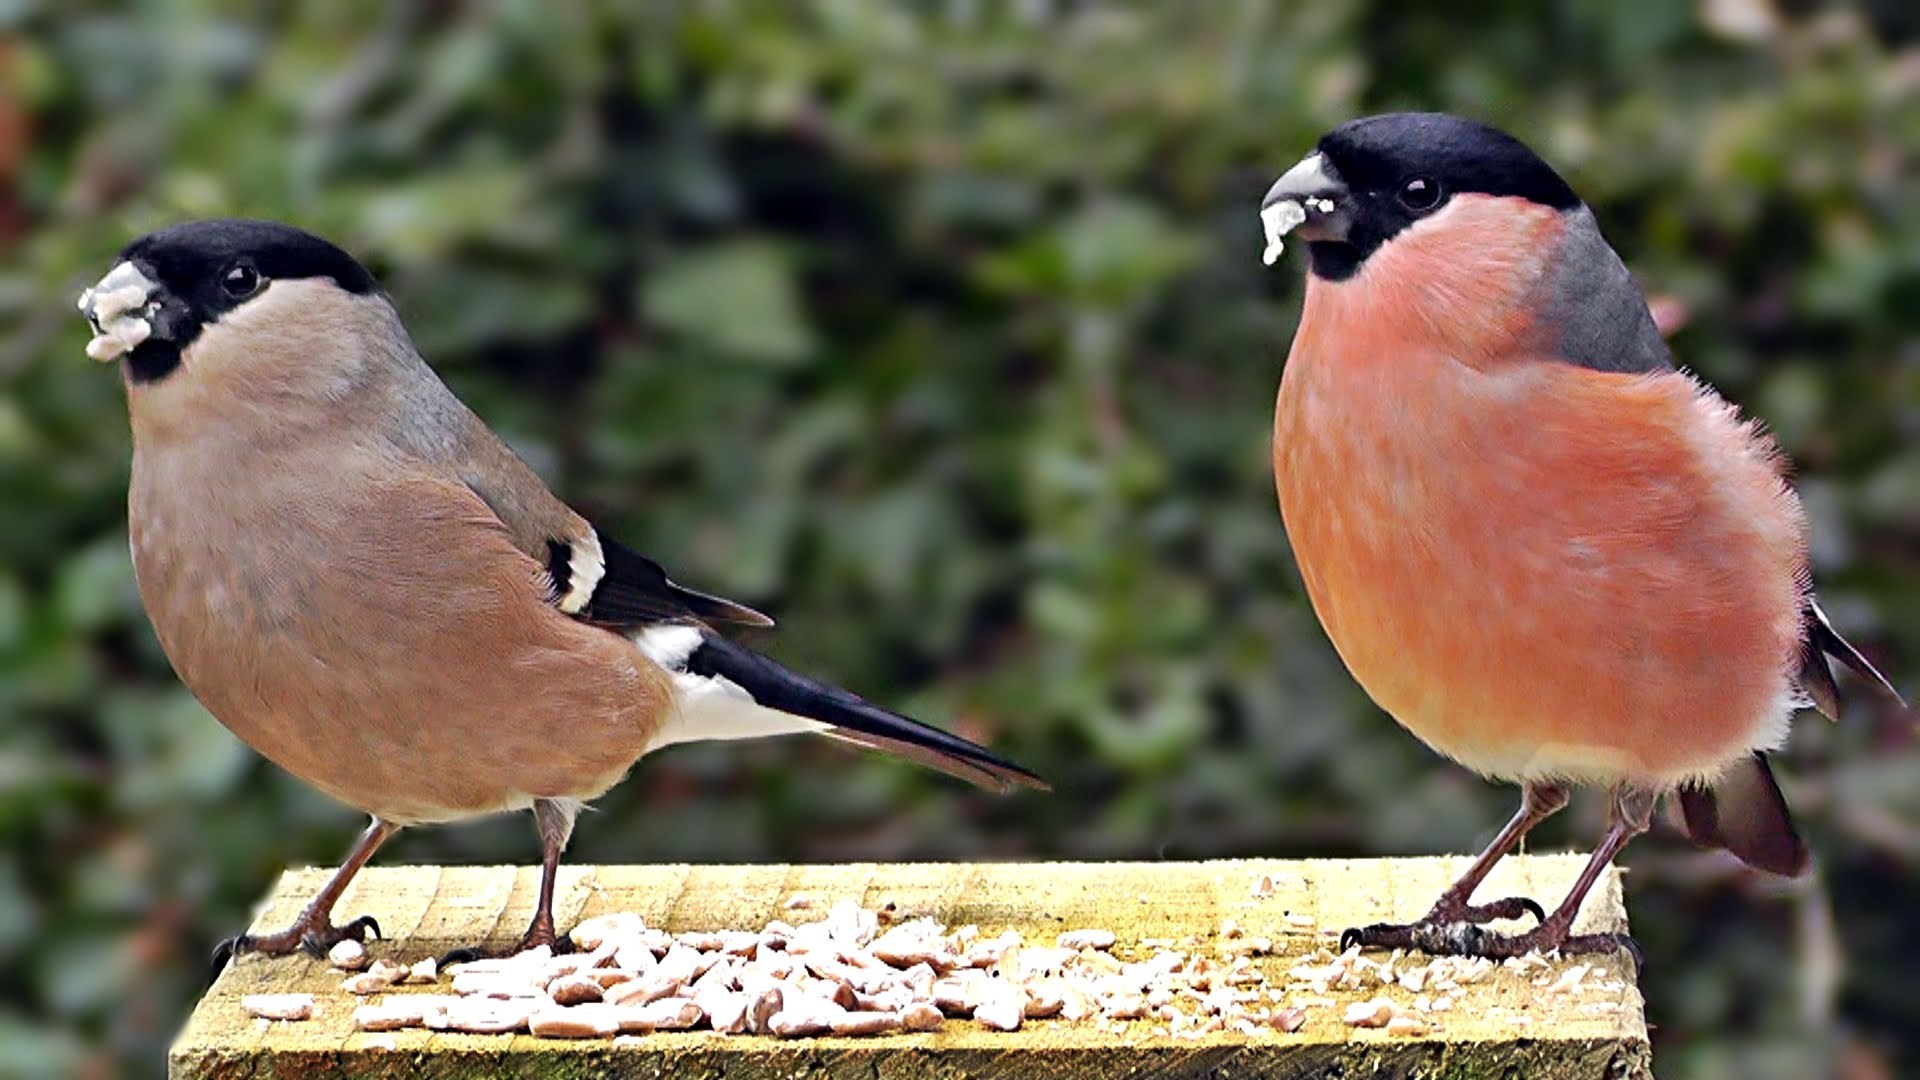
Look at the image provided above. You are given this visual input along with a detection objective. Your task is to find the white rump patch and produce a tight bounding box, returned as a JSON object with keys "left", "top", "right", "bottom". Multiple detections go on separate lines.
{"left": 635, "top": 624, "right": 704, "bottom": 671}
{"left": 632, "top": 625, "right": 829, "bottom": 749}
{"left": 556, "top": 530, "right": 605, "bottom": 614}
{"left": 649, "top": 671, "right": 830, "bottom": 749}
{"left": 78, "top": 261, "right": 159, "bottom": 362}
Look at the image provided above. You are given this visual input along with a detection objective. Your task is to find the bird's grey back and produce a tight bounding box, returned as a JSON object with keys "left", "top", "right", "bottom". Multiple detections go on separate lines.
{"left": 1536, "top": 207, "right": 1675, "bottom": 375}
{"left": 349, "top": 301, "right": 585, "bottom": 559}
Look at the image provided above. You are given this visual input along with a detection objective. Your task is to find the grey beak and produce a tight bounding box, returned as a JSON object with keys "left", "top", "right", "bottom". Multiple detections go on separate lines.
{"left": 1262, "top": 152, "right": 1353, "bottom": 244}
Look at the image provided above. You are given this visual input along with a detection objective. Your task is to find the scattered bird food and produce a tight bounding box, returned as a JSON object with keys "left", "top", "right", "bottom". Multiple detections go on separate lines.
{"left": 242, "top": 993, "right": 315, "bottom": 1021}
{"left": 234, "top": 899, "right": 1625, "bottom": 1042}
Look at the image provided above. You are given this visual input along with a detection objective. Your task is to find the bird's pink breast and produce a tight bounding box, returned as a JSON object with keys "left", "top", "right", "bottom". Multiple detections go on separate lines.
{"left": 1273, "top": 211, "right": 1808, "bottom": 786}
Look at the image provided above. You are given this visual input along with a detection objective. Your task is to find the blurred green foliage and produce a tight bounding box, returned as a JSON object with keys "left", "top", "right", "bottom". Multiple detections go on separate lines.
{"left": 3, "top": 2, "right": 1918, "bottom": 1077}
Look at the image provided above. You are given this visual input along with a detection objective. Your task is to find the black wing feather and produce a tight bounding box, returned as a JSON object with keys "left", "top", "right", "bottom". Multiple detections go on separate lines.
{"left": 555, "top": 531, "right": 772, "bottom": 629}
{"left": 1799, "top": 598, "right": 1908, "bottom": 720}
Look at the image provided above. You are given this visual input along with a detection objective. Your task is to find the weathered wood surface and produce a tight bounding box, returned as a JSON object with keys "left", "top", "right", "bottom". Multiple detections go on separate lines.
{"left": 171, "top": 856, "right": 1650, "bottom": 1079}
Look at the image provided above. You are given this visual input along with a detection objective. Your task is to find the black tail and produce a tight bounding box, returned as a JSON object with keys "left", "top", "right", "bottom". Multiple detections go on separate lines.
{"left": 684, "top": 635, "right": 1048, "bottom": 794}
{"left": 1678, "top": 753, "right": 1809, "bottom": 877}
{"left": 1686, "top": 598, "right": 1903, "bottom": 876}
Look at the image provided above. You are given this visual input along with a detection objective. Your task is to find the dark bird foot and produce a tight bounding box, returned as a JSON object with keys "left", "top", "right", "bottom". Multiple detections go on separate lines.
{"left": 439, "top": 921, "right": 574, "bottom": 969}
{"left": 1340, "top": 918, "right": 1641, "bottom": 971}
{"left": 210, "top": 913, "right": 383, "bottom": 979}
{"left": 1336, "top": 894, "right": 1545, "bottom": 954}
{"left": 1454, "top": 895, "right": 1547, "bottom": 926}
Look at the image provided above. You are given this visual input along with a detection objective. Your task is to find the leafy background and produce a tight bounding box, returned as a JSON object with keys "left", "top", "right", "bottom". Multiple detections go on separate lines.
{"left": 3, "top": 2, "right": 1918, "bottom": 1077}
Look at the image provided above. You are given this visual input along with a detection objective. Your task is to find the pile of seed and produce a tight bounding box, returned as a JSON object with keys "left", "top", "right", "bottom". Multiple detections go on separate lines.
{"left": 235, "top": 890, "right": 1624, "bottom": 1042}
{"left": 1275, "top": 942, "right": 1631, "bottom": 1037}
{"left": 239, "top": 899, "right": 1328, "bottom": 1040}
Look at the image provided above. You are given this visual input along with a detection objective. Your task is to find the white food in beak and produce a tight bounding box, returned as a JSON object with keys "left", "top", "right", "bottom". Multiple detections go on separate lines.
{"left": 1260, "top": 200, "right": 1307, "bottom": 267}
{"left": 84, "top": 318, "right": 151, "bottom": 362}
{"left": 77, "top": 262, "right": 159, "bottom": 363}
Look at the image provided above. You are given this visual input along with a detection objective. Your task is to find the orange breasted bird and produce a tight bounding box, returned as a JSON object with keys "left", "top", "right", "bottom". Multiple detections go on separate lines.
{"left": 1259, "top": 113, "right": 1907, "bottom": 959}
{"left": 77, "top": 220, "right": 1045, "bottom": 970}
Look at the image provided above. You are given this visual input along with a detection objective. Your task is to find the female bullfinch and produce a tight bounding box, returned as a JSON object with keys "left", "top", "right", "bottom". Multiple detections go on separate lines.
{"left": 78, "top": 220, "right": 1044, "bottom": 970}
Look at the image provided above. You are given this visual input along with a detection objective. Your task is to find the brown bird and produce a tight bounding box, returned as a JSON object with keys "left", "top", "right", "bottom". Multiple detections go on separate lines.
{"left": 78, "top": 219, "right": 1045, "bottom": 969}
{"left": 1259, "top": 113, "right": 1906, "bottom": 959}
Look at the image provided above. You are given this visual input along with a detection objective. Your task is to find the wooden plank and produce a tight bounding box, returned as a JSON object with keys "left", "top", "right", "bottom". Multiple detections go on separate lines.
{"left": 170, "top": 856, "right": 1651, "bottom": 1079}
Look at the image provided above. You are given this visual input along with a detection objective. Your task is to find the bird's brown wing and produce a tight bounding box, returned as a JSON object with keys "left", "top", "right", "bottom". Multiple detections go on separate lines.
{"left": 439, "top": 406, "right": 1037, "bottom": 793}
{"left": 446, "top": 410, "right": 769, "bottom": 630}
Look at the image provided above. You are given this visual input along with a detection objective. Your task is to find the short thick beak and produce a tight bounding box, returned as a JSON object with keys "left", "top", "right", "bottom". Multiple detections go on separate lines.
{"left": 1262, "top": 152, "right": 1353, "bottom": 245}
{"left": 77, "top": 261, "right": 161, "bottom": 363}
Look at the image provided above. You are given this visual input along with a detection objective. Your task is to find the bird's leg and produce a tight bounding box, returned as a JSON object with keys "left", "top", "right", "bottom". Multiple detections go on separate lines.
{"left": 211, "top": 817, "right": 398, "bottom": 975}
{"left": 441, "top": 799, "right": 578, "bottom": 965}
{"left": 514, "top": 798, "right": 576, "bottom": 953}
{"left": 1341, "top": 781, "right": 1569, "bottom": 951}
{"left": 1350, "top": 785, "right": 1656, "bottom": 964}
{"left": 1439, "top": 785, "right": 1655, "bottom": 961}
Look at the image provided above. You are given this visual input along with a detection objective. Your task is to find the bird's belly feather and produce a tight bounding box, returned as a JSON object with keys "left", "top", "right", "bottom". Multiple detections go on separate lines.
{"left": 129, "top": 454, "right": 668, "bottom": 823}
{"left": 1274, "top": 344, "right": 1807, "bottom": 787}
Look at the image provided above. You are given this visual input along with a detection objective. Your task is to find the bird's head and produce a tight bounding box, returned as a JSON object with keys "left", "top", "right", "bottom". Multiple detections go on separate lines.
{"left": 1259, "top": 112, "right": 1582, "bottom": 282}
{"left": 77, "top": 219, "right": 400, "bottom": 432}
{"left": 1259, "top": 113, "right": 1668, "bottom": 372}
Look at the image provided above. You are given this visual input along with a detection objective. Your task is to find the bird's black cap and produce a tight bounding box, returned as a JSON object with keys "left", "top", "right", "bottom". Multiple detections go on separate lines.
{"left": 1316, "top": 113, "right": 1580, "bottom": 214}
{"left": 104, "top": 219, "right": 378, "bottom": 382}
{"left": 1270, "top": 113, "right": 1582, "bottom": 280}
{"left": 120, "top": 218, "right": 378, "bottom": 299}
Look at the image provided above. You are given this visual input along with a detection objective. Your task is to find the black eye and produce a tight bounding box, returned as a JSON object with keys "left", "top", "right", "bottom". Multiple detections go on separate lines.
{"left": 1398, "top": 177, "right": 1441, "bottom": 212}
{"left": 220, "top": 263, "right": 262, "bottom": 299}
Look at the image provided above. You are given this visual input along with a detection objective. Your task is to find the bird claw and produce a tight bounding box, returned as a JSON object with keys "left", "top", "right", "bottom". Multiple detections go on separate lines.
{"left": 437, "top": 945, "right": 489, "bottom": 968}
{"left": 1585, "top": 932, "right": 1644, "bottom": 974}
{"left": 209, "top": 937, "right": 242, "bottom": 981}
{"left": 298, "top": 914, "right": 383, "bottom": 957}
{"left": 1338, "top": 893, "right": 1547, "bottom": 953}
{"left": 209, "top": 913, "right": 383, "bottom": 980}
{"left": 1461, "top": 895, "right": 1548, "bottom": 925}
{"left": 1340, "top": 920, "right": 1457, "bottom": 954}
{"left": 1340, "top": 918, "right": 1640, "bottom": 968}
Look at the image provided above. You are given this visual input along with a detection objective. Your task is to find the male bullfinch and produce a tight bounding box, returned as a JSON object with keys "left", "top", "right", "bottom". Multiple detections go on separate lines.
{"left": 77, "top": 219, "right": 1045, "bottom": 969}
{"left": 1260, "top": 113, "right": 1905, "bottom": 959}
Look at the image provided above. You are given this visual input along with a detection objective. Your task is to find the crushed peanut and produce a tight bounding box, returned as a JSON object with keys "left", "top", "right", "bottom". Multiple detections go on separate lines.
{"left": 217, "top": 899, "right": 1599, "bottom": 1043}
{"left": 242, "top": 993, "right": 314, "bottom": 1021}
{"left": 327, "top": 939, "right": 370, "bottom": 972}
